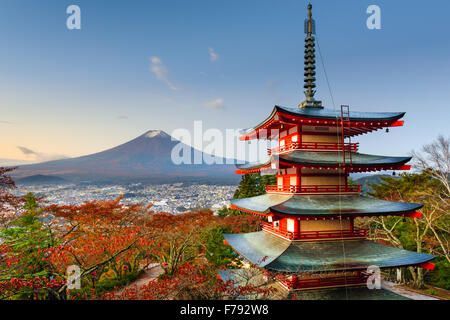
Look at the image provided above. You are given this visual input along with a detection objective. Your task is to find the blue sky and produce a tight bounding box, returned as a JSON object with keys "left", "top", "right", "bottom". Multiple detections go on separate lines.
{"left": 1, "top": 0, "right": 449, "bottom": 164}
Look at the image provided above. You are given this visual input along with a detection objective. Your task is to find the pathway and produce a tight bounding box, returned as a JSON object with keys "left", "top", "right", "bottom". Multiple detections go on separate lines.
{"left": 382, "top": 280, "right": 440, "bottom": 300}
{"left": 117, "top": 263, "right": 164, "bottom": 296}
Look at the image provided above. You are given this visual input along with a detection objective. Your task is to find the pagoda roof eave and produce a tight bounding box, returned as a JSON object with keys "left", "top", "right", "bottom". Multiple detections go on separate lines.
{"left": 224, "top": 231, "right": 435, "bottom": 273}
{"left": 240, "top": 105, "right": 406, "bottom": 140}
{"left": 235, "top": 151, "right": 412, "bottom": 172}
{"left": 274, "top": 105, "right": 405, "bottom": 122}
{"left": 230, "top": 194, "right": 423, "bottom": 218}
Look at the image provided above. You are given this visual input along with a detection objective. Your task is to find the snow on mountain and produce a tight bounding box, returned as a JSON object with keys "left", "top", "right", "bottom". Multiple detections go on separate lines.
{"left": 145, "top": 130, "right": 170, "bottom": 139}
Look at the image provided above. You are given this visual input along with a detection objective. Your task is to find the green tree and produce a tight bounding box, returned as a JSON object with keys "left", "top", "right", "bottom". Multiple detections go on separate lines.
{"left": 203, "top": 226, "right": 240, "bottom": 268}
{"left": 0, "top": 193, "right": 59, "bottom": 299}
{"left": 233, "top": 173, "right": 276, "bottom": 199}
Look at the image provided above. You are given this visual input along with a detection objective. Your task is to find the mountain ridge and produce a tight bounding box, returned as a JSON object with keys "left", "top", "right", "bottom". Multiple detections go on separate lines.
{"left": 12, "top": 130, "right": 238, "bottom": 183}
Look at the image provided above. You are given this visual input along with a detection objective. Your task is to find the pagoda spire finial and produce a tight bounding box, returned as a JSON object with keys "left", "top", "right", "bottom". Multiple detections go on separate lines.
{"left": 299, "top": 3, "right": 323, "bottom": 109}
{"left": 306, "top": 3, "right": 313, "bottom": 36}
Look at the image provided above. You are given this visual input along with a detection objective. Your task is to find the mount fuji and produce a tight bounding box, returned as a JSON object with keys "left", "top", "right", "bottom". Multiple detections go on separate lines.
{"left": 12, "top": 130, "right": 238, "bottom": 183}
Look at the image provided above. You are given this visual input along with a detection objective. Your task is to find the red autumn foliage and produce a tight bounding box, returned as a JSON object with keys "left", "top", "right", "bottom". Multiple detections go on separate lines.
{"left": 101, "top": 261, "right": 275, "bottom": 300}
{"left": 1, "top": 169, "right": 265, "bottom": 300}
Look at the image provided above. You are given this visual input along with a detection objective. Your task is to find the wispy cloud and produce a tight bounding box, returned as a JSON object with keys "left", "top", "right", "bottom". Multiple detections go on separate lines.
{"left": 204, "top": 98, "right": 225, "bottom": 111}
{"left": 0, "top": 120, "right": 13, "bottom": 125}
{"left": 150, "top": 56, "right": 177, "bottom": 90}
{"left": 208, "top": 47, "right": 219, "bottom": 62}
{"left": 17, "top": 146, "right": 68, "bottom": 163}
{"left": 266, "top": 79, "right": 280, "bottom": 90}
{"left": 117, "top": 115, "right": 128, "bottom": 120}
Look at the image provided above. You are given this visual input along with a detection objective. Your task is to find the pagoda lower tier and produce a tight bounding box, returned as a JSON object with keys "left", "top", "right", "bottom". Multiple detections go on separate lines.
{"left": 218, "top": 268, "right": 371, "bottom": 293}
{"left": 230, "top": 193, "right": 423, "bottom": 242}
{"left": 235, "top": 150, "right": 411, "bottom": 174}
{"left": 224, "top": 232, "right": 434, "bottom": 273}
{"left": 223, "top": 231, "right": 435, "bottom": 291}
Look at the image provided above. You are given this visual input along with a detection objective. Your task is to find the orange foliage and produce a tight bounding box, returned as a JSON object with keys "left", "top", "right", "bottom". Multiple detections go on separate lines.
{"left": 1, "top": 185, "right": 263, "bottom": 300}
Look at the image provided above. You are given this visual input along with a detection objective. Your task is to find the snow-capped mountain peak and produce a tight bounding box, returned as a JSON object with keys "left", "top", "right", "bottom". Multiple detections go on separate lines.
{"left": 144, "top": 130, "right": 170, "bottom": 139}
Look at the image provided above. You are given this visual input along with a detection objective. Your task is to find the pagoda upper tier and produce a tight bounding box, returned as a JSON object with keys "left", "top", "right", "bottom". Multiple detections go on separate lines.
{"left": 239, "top": 105, "right": 405, "bottom": 141}
{"left": 230, "top": 193, "right": 423, "bottom": 218}
{"left": 236, "top": 150, "right": 411, "bottom": 174}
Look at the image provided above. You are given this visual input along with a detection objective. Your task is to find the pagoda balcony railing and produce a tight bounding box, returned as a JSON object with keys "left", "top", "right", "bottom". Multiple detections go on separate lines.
{"left": 268, "top": 141, "right": 359, "bottom": 155}
{"left": 296, "top": 229, "right": 368, "bottom": 240}
{"left": 279, "top": 273, "right": 369, "bottom": 289}
{"left": 261, "top": 221, "right": 299, "bottom": 240}
{"left": 266, "top": 184, "right": 361, "bottom": 194}
{"left": 261, "top": 221, "right": 367, "bottom": 241}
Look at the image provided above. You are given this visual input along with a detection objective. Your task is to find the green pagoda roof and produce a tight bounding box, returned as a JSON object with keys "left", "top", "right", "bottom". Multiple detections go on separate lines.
{"left": 223, "top": 231, "right": 435, "bottom": 273}
{"left": 240, "top": 105, "right": 405, "bottom": 136}
{"left": 231, "top": 193, "right": 422, "bottom": 217}
{"left": 236, "top": 151, "right": 411, "bottom": 171}
{"left": 275, "top": 105, "right": 405, "bottom": 121}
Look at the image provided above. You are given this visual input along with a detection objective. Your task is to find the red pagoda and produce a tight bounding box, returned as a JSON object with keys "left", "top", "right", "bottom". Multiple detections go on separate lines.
{"left": 221, "top": 4, "right": 435, "bottom": 294}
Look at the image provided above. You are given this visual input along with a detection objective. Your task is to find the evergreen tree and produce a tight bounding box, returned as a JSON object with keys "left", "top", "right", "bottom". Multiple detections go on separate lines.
{"left": 233, "top": 173, "right": 276, "bottom": 199}
{"left": 0, "top": 193, "right": 57, "bottom": 299}
{"left": 203, "top": 226, "right": 240, "bottom": 268}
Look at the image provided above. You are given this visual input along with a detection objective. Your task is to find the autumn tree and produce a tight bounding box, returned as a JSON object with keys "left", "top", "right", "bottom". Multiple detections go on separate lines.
{"left": 0, "top": 167, "right": 267, "bottom": 300}
{"left": 359, "top": 136, "right": 449, "bottom": 289}
{"left": 0, "top": 167, "right": 22, "bottom": 228}
{"left": 43, "top": 198, "right": 157, "bottom": 299}
{"left": 412, "top": 135, "right": 449, "bottom": 264}
{"left": 102, "top": 260, "right": 277, "bottom": 300}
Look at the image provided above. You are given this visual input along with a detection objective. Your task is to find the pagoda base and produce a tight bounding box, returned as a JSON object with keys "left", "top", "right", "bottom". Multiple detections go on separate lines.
{"left": 277, "top": 271, "right": 369, "bottom": 292}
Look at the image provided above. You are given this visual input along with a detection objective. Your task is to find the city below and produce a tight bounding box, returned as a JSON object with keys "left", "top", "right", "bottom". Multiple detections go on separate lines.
{"left": 13, "top": 182, "right": 236, "bottom": 214}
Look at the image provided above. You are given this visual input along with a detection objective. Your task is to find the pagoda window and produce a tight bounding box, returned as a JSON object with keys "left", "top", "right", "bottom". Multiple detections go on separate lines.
{"left": 301, "top": 175, "right": 344, "bottom": 186}
{"left": 286, "top": 218, "right": 298, "bottom": 233}
{"left": 291, "top": 135, "right": 298, "bottom": 142}
{"left": 289, "top": 176, "right": 298, "bottom": 186}
{"left": 300, "top": 219, "right": 351, "bottom": 233}
{"left": 277, "top": 176, "right": 283, "bottom": 187}
{"left": 302, "top": 133, "right": 339, "bottom": 144}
